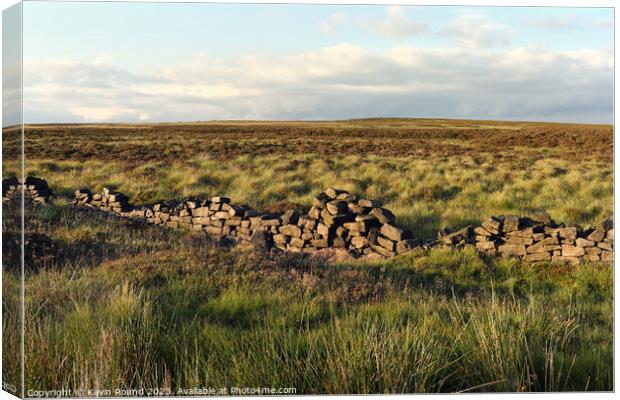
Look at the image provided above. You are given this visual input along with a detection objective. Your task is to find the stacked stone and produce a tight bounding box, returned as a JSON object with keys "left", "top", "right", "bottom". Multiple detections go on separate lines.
{"left": 71, "top": 187, "right": 613, "bottom": 263}
{"left": 468, "top": 213, "right": 613, "bottom": 264}
{"left": 2, "top": 176, "right": 54, "bottom": 204}
{"left": 150, "top": 196, "right": 259, "bottom": 239}
{"left": 272, "top": 188, "right": 419, "bottom": 256}
{"left": 73, "top": 187, "right": 132, "bottom": 216}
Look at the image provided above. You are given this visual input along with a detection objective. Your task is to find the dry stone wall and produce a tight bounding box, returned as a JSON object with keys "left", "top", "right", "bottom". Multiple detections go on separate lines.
{"left": 72, "top": 186, "right": 427, "bottom": 257}
{"left": 2, "top": 176, "right": 54, "bottom": 204}
{"left": 2, "top": 176, "right": 613, "bottom": 264}
{"left": 438, "top": 214, "right": 614, "bottom": 264}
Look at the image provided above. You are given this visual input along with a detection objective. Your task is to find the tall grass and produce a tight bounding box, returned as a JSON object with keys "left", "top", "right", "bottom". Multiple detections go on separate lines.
{"left": 7, "top": 205, "right": 611, "bottom": 393}
{"left": 5, "top": 154, "right": 612, "bottom": 239}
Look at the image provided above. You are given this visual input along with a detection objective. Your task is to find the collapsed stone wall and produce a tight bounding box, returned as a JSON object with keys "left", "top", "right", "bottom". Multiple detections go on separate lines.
{"left": 2, "top": 176, "right": 613, "bottom": 264}
{"left": 438, "top": 215, "right": 613, "bottom": 264}
{"left": 2, "top": 176, "right": 54, "bottom": 204}
{"left": 73, "top": 186, "right": 426, "bottom": 257}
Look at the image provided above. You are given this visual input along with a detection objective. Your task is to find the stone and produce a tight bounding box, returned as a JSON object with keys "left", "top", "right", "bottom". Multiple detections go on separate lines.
{"left": 474, "top": 226, "right": 492, "bottom": 237}
{"left": 311, "top": 238, "right": 329, "bottom": 248}
{"left": 597, "top": 242, "right": 613, "bottom": 251}
{"left": 505, "top": 236, "right": 534, "bottom": 246}
{"left": 541, "top": 236, "right": 560, "bottom": 245}
{"left": 321, "top": 210, "right": 356, "bottom": 226}
{"left": 377, "top": 235, "right": 396, "bottom": 251}
{"left": 281, "top": 224, "right": 303, "bottom": 238}
{"left": 351, "top": 236, "right": 368, "bottom": 249}
{"left": 530, "top": 212, "right": 554, "bottom": 225}
{"left": 108, "top": 193, "right": 128, "bottom": 203}
{"left": 317, "top": 223, "right": 332, "bottom": 237}
{"left": 476, "top": 241, "right": 496, "bottom": 251}
{"left": 498, "top": 244, "right": 527, "bottom": 256}
{"left": 371, "top": 244, "right": 395, "bottom": 258}
{"left": 325, "top": 188, "right": 347, "bottom": 199}
{"left": 508, "top": 225, "right": 543, "bottom": 238}
{"left": 347, "top": 203, "right": 368, "bottom": 214}
{"left": 575, "top": 238, "right": 595, "bottom": 248}
{"left": 544, "top": 227, "right": 559, "bottom": 236}
{"left": 250, "top": 231, "right": 271, "bottom": 252}
{"left": 503, "top": 215, "right": 521, "bottom": 232}
{"left": 606, "top": 229, "right": 614, "bottom": 241}
{"left": 561, "top": 245, "right": 585, "bottom": 257}
{"left": 308, "top": 206, "right": 322, "bottom": 219}
{"left": 523, "top": 252, "right": 551, "bottom": 262}
{"left": 343, "top": 222, "right": 360, "bottom": 231}
{"left": 527, "top": 241, "right": 547, "bottom": 254}
{"left": 336, "top": 193, "right": 356, "bottom": 202}
{"left": 261, "top": 218, "right": 281, "bottom": 227}
{"left": 367, "top": 227, "right": 379, "bottom": 245}
{"left": 312, "top": 192, "right": 331, "bottom": 208}
{"left": 585, "top": 247, "right": 602, "bottom": 255}
{"left": 281, "top": 210, "right": 299, "bottom": 225}
{"left": 335, "top": 226, "right": 348, "bottom": 238}
{"left": 396, "top": 239, "right": 418, "bottom": 253}
{"left": 557, "top": 227, "right": 577, "bottom": 240}
{"left": 213, "top": 211, "right": 230, "bottom": 219}
{"left": 370, "top": 208, "right": 396, "bottom": 224}
{"left": 227, "top": 205, "right": 245, "bottom": 217}
{"left": 224, "top": 218, "right": 241, "bottom": 226}
{"left": 185, "top": 201, "right": 198, "bottom": 209}
{"left": 358, "top": 198, "right": 382, "bottom": 208}
{"left": 481, "top": 216, "right": 502, "bottom": 233}
{"left": 441, "top": 226, "right": 473, "bottom": 245}
{"left": 601, "top": 251, "right": 613, "bottom": 262}
{"left": 211, "top": 196, "right": 230, "bottom": 204}
{"left": 587, "top": 229, "right": 606, "bottom": 242}
{"left": 379, "top": 223, "right": 410, "bottom": 242}
{"left": 326, "top": 200, "right": 348, "bottom": 215}
{"left": 304, "top": 218, "right": 318, "bottom": 231}
{"left": 332, "top": 236, "right": 346, "bottom": 248}
{"left": 290, "top": 237, "right": 306, "bottom": 248}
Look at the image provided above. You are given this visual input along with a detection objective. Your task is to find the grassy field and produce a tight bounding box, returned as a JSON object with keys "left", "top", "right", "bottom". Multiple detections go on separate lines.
{"left": 2, "top": 119, "right": 614, "bottom": 393}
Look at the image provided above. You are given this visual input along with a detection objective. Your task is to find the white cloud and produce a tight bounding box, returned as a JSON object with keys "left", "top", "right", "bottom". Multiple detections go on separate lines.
{"left": 438, "top": 12, "right": 514, "bottom": 49}
{"left": 533, "top": 15, "right": 614, "bottom": 31}
{"left": 367, "top": 5, "right": 428, "bottom": 39}
{"left": 319, "top": 13, "right": 349, "bottom": 35}
{"left": 22, "top": 42, "right": 613, "bottom": 124}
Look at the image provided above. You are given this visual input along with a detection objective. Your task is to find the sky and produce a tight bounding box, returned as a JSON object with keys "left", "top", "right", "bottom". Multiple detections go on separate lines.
{"left": 2, "top": 1, "right": 614, "bottom": 125}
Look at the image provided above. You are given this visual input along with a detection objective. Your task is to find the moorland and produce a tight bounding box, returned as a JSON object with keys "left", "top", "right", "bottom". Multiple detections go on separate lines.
{"left": 2, "top": 118, "right": 614, "bottom": 393}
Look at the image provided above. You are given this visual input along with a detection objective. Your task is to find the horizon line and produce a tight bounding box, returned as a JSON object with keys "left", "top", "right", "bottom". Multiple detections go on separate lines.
{"left": 2, "top": 116, "right": 614, "bottom": 129}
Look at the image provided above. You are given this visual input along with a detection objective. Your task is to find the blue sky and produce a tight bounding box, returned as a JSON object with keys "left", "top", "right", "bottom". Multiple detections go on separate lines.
{"left": 4, "top": 1, "right": 614, "bottom": 124}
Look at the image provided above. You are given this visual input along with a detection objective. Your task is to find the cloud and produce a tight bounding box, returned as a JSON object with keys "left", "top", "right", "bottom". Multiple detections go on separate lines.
{"left": 367, "top": 5, "right": 428, "bottom": 39}
{"left": 532, "top": 18, "right": 579, "bottom": 31}
{"left": 438, "top": 12, "right": 514, "bottom": 49}
{"left": 22, "top": 42, "right": 612, "bottom": 124}
{"left": 319, "top": 13, "right": 349, "bottom": 35}
{"left": 533, "top": 15, "right": 613, "bottom": 31}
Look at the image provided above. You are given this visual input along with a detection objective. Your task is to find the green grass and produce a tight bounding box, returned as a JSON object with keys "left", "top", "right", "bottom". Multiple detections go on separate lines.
{"left": 4, "top": 153, "right": 613, "bottom": 240}
{"left": 2, "top": 120, "right": 613, "bottom": 394}
{"left": 2, "top": 205, "right": 613, "bottom": 394}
